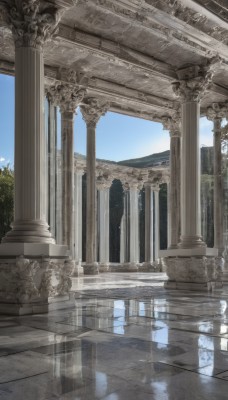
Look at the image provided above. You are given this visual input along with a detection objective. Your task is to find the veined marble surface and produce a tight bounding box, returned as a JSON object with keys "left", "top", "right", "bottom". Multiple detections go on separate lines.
{"left": 1, "top": 273, "right": 228, "bottom": 399}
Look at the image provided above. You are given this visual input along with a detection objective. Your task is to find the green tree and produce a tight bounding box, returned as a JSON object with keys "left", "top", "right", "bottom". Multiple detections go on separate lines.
{"left": 0, "top": 166, "right": 14, "bottom": 241}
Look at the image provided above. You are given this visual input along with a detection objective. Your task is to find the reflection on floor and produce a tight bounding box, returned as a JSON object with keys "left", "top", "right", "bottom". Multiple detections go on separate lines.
{"left": 1, "top": 272, "right": 228, "bottom": 399}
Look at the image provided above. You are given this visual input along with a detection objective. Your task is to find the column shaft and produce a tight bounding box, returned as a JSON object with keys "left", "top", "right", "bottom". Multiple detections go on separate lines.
{"left": 98, "top": 188, "right": 110, "bottom": 267}
{"left": 61, "top": 111, "right": 74, "bottom": 252}
{"left": 169, "top": 135, "right": 181, "bottom": 248}
{"left": 48, "top": 102, "right": 57, "bottom": 238}
{"left": 86, "top": 123, "right": 97, "bottom": 264}
{"left": 145, "top": 185, "right": 154, "bottom": 263}
{"left": 129, "top": 187, "right": 139, "bottom": 264}
{"left": 74, "top": 171, "right": 83, "bottom": 262}
{"left": 180, "top": 101, "right": 204, "bottom": 248}
{"left": 154, "top": 189, "right": 160, "bottom": 260}
{"left": 214, "top": 119, "right": 223, "bottom": 255}
{"left": 3, "top": 46, "right": 54, "bottom": 243}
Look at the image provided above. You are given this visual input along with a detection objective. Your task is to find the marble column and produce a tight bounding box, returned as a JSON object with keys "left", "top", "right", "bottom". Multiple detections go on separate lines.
{"left": 207, "top": 103, "right": 227, "bottom": 284}
{"left": 73, "top": 165, "right": 84, "bottom": 275}
{"left": 47, "top": 101, "right": 57, "bottom": 239}
{"left": 0, "top": 1, "right": 76, "bottom": 315}
{"left": 97, "top": 175, "right": 113, "bottom": 272}
{"left": 160, "top": 62, "right": 219, "bottom": 290}
{"left": 142, "top": 182, "right": 154, "bottom": 270}
{"left": 120, "top": 184, "right": 130, "bottom": 265}
{"left": 162, "top": 114, "right": 181, "bottom": 249}
{"left": 154, "top": 185, "right": 160, "bottom": 262}
{"left": 47, "top": 70, "right": 86, "bottom": 256}
{"left": 80, "top": 98, "right": 109, "bottom": 275}
{"left": 120, "top": 178, "right": 140, "bottom": 272}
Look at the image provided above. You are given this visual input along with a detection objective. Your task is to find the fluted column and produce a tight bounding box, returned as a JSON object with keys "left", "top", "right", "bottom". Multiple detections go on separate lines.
{"left": 161, "top": 61, "right": 220, "bottom": 290}
{"left": 129, "top": 182, "right": 140, "bottom": 266}
{"left": 80, "top": 98, "right": 109, "bottom": 275}
{"left": 97, "top": 174, "right": 113, "bottom": 272}
{"left": 47, "top": 70, "right": 86, "bottom": 254}
{"left": 120, "top": 183, "right": 130, "bottom": 264}
{"left": 207, "top": 104, "right": 227, "bottom": 255}
{"left": 154, "top": 185, "right": 160, "bottom": 261}
{"left": 172, "top": 66, "right": 212, "bottom": 249}
{"left": 47, "top": 100, "right": 57, "bottom": 239}
{"left": 73, "top": 164, "right": 84, "bottom": 275}
{"left": 0, "top": 1, "right": 77, "bottom": 314}
{"left": 143, "top": 182, "right": 154, "bottom": 268}
{"left": 162, "top": 113, "right": 181, "bottom": 248}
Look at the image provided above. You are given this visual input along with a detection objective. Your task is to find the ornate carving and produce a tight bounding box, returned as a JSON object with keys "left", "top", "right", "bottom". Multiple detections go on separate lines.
{"left": 206, "top": 102, "right": 227, "bottom": 121}
{"left": 0, "top": 256, "right": 74, "bottom": 303}
{"left": 0, "top": 0, "right": 64, "bottom": 48}
{"left": 172, "top": 58, "right": 221, "bottom": 102}
{"left": 80, "top": 98, "right": 110, "bottom": 126}
{"left": 165, "top": 256, "right": 217, "bottom": 283}
{"left": 46, "top": 69, "right": 86, "bottom": 113}
{"left": 162, "top": 109, "right": 181, "bottom": 137}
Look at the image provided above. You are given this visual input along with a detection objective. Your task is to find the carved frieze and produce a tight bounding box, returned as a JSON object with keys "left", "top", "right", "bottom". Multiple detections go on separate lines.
{"left": 80, "top": 97, "right": 110, "bottom": 126}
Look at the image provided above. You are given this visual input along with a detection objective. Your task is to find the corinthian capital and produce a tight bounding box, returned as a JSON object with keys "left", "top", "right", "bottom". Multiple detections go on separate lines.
{"left": 162, "top": 110, "right": 181, "bottom": 137}
{"left": 0, "top": 0, "right": 71, "bottom": 48}
{"left": 46, "top": 70, "right": 86, "bottom": 113}
{"left": 206, "top": 103, "right": 227, "bottom": 121}
{"left": 80, "top": 98, "right": 109, "bottom": 127}
{"left": 172, "top": 57, "right": 221, "bottom": 102}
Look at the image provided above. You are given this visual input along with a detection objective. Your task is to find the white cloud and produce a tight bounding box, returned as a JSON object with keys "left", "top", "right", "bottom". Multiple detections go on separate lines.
{"left": 0, "top": 157, "right": 5, "bottom": 162}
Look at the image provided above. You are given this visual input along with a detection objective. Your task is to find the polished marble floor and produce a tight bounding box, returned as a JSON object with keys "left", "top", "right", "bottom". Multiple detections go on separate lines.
{"left": 1, "top": 272, "right": 228, "bottom": 399}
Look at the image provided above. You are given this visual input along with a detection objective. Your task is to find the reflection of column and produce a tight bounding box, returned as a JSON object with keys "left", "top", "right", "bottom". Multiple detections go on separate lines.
{"left": 162, "top": 113, "right": 181, "bottom": 249}
{"left": 143, "top": 182, "right": 154, "bottom": 268}
{"left": 154, "top": 185, "right": 160, "bottom": 262}
{"left": 97, "top": 174, "right": 113, "bottom": 272}
{"left": 73, "top": 164, "right": 84, "bottom": 275}
{"left": 80, "top": 98, "right": 109, "bottom": 275}
{"left": 161, "top": 62, "right": 220, "bottom": 290}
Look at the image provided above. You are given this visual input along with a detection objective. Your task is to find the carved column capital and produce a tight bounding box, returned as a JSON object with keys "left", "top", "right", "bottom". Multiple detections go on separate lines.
{"left": 46, "top": 71, "right": 86, "bottom": 113}
{"left": 172, "top": 58, "right": 221, "bottom": 102}
{"left": 80, "top": 98, "right": 109, "bottom": 127}
{"left": 162, "top": 110, "right": 181, "bottom": 137}
{"left": 0, "top": 0, "right": 73, "bottom": 48}
{"left": 206, "top": 102, "right": 227, "bottom": 122}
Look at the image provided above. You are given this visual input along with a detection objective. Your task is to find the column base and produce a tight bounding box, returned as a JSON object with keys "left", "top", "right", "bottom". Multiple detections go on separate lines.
{"left": 83, "top": 262, "right": 99, "bottom": 275}
{"left": 2, "top": 220, "right": 55, "bottom": 244}
{"left": 120, "top": 262, "right": 139, "bottom": 272}
{"left": 0, "top": 243, "right": 74, "bottom": 315}
{"left": 99, "top": 263, "right": 110, "bottom": 273}
{"left": 72, "top": 261, "right": 84, "bottom": 277}
{"left": 162, "top": 253, "right": 219, "bottom": 291}
{"left": 139, "top": 262, "right": 161, "bottom": 272}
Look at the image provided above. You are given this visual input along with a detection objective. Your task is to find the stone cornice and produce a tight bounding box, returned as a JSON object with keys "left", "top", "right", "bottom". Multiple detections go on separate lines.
{"left": 80, "top": 98, "right": 110, "bottom": 126}
{"left": 172, "top": 59, "right": 221, "bottom": 102}
{"left": 87, "top": 0, "right": 228, "bottom": 60}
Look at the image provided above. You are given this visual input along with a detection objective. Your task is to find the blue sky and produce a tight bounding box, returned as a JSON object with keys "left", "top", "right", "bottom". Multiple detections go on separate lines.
{"left": 0, "top": 74, "right": 213, "bottom": 167}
